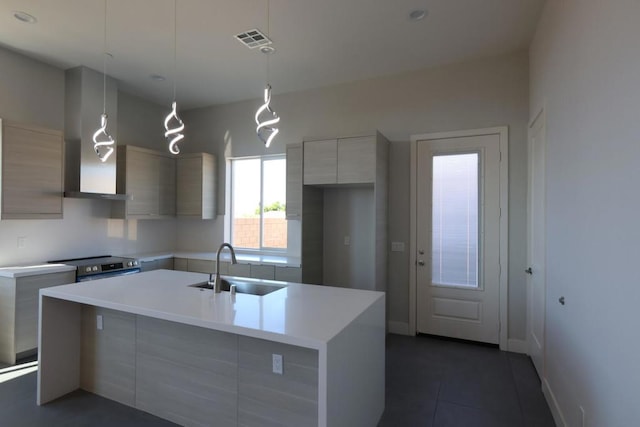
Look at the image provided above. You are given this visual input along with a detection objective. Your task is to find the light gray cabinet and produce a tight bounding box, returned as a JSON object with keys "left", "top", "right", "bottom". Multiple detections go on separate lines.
{"left": 303, "top": 135, "right": 378, "bottom": 186}
{"left": 0, "top": 119, "right": 64, "bottom": 219}
{"left": 176, "top": 152, "right": 217, "bottom": 219}
{"left": 0, "top": 270, "right": 76, "bottom": 364}
{"left": 336, "top": 136, "right": 376, "bottom": 184}
{"left": 285, "top": 143, "right": 303, "bottom": 219}
{"left": 303, "top": 139, "right": 337, "bottom": 185}
{"left": 302, "top": 131, "right": 389, "bottom": 292}
{"left": 113, "top": 145, "right": 176, "bottom": 219}
{"left": 140, "top": 258, "right": 174, "bottom": 272}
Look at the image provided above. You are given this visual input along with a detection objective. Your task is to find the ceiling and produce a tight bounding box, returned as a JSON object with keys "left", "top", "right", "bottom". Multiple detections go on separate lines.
{"left": 0, "top": 0, "right": 545, "bottom": 110}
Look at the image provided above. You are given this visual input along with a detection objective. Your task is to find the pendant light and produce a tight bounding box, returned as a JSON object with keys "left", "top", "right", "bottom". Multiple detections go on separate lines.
{"left": 164, "top": 0, "right": 185, "bottom": 155}
{"left": 92, "top": 0, "right": 115, "bottom": 162}
{"left": 255, "top": 0, "right": 280, "bottom": 148}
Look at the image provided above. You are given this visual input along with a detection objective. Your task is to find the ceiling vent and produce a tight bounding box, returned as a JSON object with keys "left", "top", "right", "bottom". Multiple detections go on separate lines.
{"left": 235, "top": 29, "right": 272, "bottom": 49}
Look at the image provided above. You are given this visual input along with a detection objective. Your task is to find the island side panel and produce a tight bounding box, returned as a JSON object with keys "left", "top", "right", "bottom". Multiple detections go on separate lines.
{"left": 37, "top": 296, "right": 81, "bottom": 405}
{"left": 238, "top": 336, "right": 319, "bottom": 427}
{"left": 80, "top": 306, "right": 136, "bottom": 406}
{"left": 136, "top": 316, "right": 239, "bottom": 427}
{"left": 325, "top": 295, "right": 385, "bottom": 427}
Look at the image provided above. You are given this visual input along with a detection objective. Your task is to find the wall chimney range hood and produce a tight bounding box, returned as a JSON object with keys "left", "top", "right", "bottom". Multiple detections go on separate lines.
{"left": 64, "top": 66, "right": 129, "bottom": 201}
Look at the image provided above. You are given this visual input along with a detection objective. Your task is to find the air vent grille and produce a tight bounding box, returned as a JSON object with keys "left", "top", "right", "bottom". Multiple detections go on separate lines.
{"left": 235, "top": 28, "right": 273, "bottom": 49}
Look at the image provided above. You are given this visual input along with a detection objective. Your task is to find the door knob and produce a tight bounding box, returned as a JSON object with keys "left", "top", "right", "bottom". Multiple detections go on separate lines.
{"left": 418, "top": 260, "right": 425, "bottom": 266}
{"left": 559, "top": 296, "right": 565, "bottom": 305}
{"left": 525, "top": 267, "right": 533, "bottom": 275}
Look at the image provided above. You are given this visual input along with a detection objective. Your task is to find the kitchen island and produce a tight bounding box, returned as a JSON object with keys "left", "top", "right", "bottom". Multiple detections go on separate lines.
{"left": 37, "top": 269, "right": 385, "bottom": 427}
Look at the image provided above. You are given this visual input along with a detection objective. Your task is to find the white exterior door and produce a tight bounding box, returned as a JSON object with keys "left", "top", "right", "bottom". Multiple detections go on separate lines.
{"left": 416, "top": 134, "right": 502, "bottom": 344}
{"left": 527, "top": 111, "right": 546, "bottom": 377}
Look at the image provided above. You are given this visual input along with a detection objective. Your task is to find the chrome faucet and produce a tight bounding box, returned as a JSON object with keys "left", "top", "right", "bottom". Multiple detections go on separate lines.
{"left": 212, "top": 243, "right": 237, "bottom": 293}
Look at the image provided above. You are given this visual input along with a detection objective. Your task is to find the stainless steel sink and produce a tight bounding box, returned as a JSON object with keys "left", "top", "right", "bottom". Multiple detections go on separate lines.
{"left": 189, "top": 278, "right": 285, "bottom": 296}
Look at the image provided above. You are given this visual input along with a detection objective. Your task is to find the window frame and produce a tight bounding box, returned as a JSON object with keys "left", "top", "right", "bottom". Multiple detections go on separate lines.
{"left": 228, "top": 154, "right": 287, "bottom": 254}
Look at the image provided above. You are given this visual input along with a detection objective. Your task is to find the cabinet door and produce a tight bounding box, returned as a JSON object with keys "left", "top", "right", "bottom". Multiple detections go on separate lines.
{"left": 303, "top": 139, "right": 337, "bottom": 185}
{"left": 286, "top": 143, "right": 302, "bottom": 218}
{"left": 158, "top": 155, "right": 176, "bottom": 216}
{"left": 337, "top": 136, "right": 375, "bottom": 184}
{"left": 15, "top": 271, "right": 75, "bottom": 353}
{"left": 126, "top": 149, "right": 157, "bottom": 216}
{"left": 2, "top": 122, "right": 63, "bottom": 219}
{"left": 177, "top": 153, "right": 216, "bottom": 219}
{"left": 176, "top": 156, "right": 202, "bottom": 216}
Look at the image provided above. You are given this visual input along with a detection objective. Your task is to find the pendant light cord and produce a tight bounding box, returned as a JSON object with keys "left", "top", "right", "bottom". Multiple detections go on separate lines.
{"left": 102, "top": 0, "right": 107, "bottom": 115}
{"left": 266, "top": 0, "right": 270, "bottom": 85}
{"left": 173, "top": 0, "right": 177, "bottom": 102}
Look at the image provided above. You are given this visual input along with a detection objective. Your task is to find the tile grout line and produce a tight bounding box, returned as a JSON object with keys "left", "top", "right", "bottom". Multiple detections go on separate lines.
{"left": 507, "top": 353, "right": 527, "bottom": 425}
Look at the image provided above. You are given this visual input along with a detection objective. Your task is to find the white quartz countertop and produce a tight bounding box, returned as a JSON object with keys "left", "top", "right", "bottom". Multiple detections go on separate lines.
{"left": 129, "top": 251, "right": 301, "bottom": 267}
{"left": 40, "top": 270, "right": 383, "bottom": 349}
{"left": 0, "top": 264, "right": 76, "bottom": 278}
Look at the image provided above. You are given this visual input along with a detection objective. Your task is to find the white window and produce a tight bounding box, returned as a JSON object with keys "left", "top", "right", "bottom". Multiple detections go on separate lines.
{"left": 230, "top": 156, "right": 287, "bottom": 251}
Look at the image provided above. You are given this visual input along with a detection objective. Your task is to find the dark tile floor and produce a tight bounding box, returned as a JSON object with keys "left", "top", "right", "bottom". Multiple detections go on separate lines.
{"left": 379, "top": 334, "right": 556, "bottom": 427}
{"left": 0, "top": 334, "right": 554, "bottom": 426}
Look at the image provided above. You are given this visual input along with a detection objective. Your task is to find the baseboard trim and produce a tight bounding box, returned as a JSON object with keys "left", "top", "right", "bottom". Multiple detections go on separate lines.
{"left": 543, "top": 377, "right": 567, "bottom": 427}
{"left": 387, "top": 321, "right": 410, "bottom": 335}
{"left": 507, "top": 339, "right": 528, "bottom": 354}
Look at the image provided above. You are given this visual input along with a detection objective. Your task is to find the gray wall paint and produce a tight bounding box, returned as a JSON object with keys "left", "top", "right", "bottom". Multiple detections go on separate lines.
{"left": 180, "top": 50, "right": 530, "bottom": 339}
{"left": 530, "top": 1, "right": 640, "bottom": 425}
{"left": 118, "top": 91, "right": 168, "bottom": 150}
{"left": 0, "top": 46, "right": 176, "bottom": 266}
{"left": 0, "top": 46, "right": 64, "bottom": 129}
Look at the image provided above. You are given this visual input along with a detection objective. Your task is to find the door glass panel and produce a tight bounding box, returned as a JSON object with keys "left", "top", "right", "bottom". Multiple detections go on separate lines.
{"left": 432, "top": 153, "right": 479, "bottom": 288}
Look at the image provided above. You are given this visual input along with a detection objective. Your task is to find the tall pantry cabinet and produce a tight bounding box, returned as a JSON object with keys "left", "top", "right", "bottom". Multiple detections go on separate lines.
{"left": 288, "top": 131, "right": 388, "bottom": 293}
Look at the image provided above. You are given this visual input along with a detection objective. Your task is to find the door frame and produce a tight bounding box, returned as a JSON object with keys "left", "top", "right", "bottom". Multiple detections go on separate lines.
{"left": 409, "top": 127, "right": 509, "bottom": 350}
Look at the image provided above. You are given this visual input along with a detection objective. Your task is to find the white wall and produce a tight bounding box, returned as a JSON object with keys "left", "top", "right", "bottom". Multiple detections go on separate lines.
{"left": 0, "top": 47, "right": 176, "bottom": 266}
{"left": 530, "top": 1, "right": 640, "bottom": 425}
{"left": 179, "top": 50, "right": 530, "bottom": 339}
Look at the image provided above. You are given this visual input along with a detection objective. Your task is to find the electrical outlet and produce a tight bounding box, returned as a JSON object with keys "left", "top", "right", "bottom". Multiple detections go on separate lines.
{"left": 96, "top": 315, "right": 103, "bottom": 330}
{"left": 17, "top": 236, "right": 27, "bottom": 248}
{"left": 272, "top": 353, "right": 283, "bottom": 375}
{"left": 391, "top": 241, "right": 405, "bottom": 252}
{"left": 343, "top": 236, "right": 350, "bottom": 246}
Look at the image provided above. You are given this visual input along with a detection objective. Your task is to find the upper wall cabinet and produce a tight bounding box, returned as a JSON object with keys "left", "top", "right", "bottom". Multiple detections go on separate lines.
{"left": 285, "top": 143, "right": 303, "bottom": 219}
{"left": 303, "top": 135, "right": 377, "bottom": 185}
{"left": 0, "top": 119, "right": 64, "bottom": 219}
{"left": 303, "top": 139, "right": 337, "bottom": 185}
{"left": 176, "top": 152, "right": 217, "bottom": 219}
{"left": 112, "top": 145, "right": 176, "bottom": 219}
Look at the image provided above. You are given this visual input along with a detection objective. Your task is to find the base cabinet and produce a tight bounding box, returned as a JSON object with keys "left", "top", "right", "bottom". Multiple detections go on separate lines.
{"left": 0, "top": 271, "right": 75, "bottom": 364}
{"left": 139, "top": 258, "right": 174, "bottom": 272}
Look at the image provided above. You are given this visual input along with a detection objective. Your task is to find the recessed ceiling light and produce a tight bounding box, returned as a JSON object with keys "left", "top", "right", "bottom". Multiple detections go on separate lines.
{"left": 408, "top": 9, "right": 428, "bottom": 21}
{"left": 260, "top": 46, "right": 276, "bottom": 55}
{"left": 150, "top": 74, "right": 166, "bottom": 82}
{"left": 13, "top": 11, "right": 37, "bottom": 24}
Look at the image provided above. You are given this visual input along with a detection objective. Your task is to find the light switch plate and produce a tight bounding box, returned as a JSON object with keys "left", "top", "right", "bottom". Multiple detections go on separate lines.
{"left": 391, "top": 241, "right": 405, "bottom": 252}
{"left": 96, "top": 315, "right": 103, "bottom": 330}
